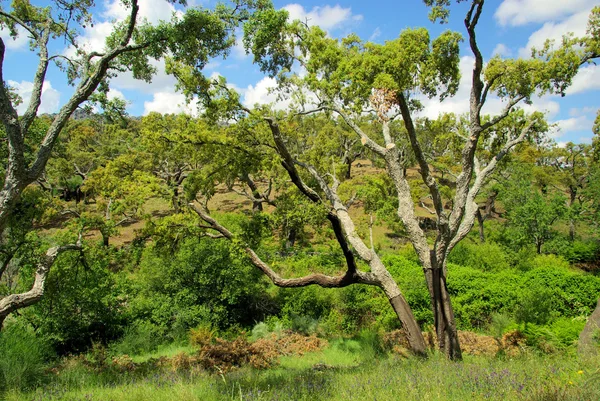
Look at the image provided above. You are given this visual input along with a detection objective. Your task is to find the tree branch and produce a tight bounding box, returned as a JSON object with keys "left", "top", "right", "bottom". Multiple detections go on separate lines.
{"left": 189, "top": 204, "right": 377, "bottom": 288}
{"left": 0, "top": 235, "right": 83, "bottom": 326}
{"left": 21, "top": 21, "right": 51, "bottom": 134}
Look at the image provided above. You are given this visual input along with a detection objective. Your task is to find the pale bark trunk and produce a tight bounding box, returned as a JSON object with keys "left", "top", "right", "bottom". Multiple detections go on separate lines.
{"left": 0, "top": 241, "right": 81, "bottom": 330}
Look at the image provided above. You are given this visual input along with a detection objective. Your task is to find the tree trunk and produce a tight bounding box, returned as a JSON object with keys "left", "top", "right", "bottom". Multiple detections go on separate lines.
{"left": 425, "top": 262, "right": 462, "bottom": 360}
{"left": 344, "top": 159, "right": 352, "bottom": 179}
{"left": 172, "top": 186, "right": 180, "bottom": 213}
{"left": 285, "top": 228, "right": 296, "bottom": 248}
{"left": 476, "top": 208, "right": 485, "bottom": 243}
{"left": 385, "top": 289, "right": 428, "bottom": 356}
{"left": 569, "top": 190, "right": 577, "bottom": 241}
{"left": 579, "top": 297, "right": 600, "bottom": 356}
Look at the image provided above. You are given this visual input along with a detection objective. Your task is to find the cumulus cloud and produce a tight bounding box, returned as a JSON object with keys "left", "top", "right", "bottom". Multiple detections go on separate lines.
{"left": 550, "top": 115, "right": 591, "bottom": 138}
{"left": 565, "top": 64, "right": 600, "bottom": 95}
{"left": 243, "top": 77, "right": 289, "bottom": 109}
{"left": 494, "top": 0, "right": 596, "bottom": 26}
{"left": 517, "top": 9, "right": 591, "bottom": 58}
{"left": 111, "top": 59, "right": 178, "bottom": 94}
{"left": 492, "top": 43, "right": 511, "bottom": 58}
{"left": 66, "top": 0, "right": 179, "bottom": 57}
{"left": 143, "top": 90, "right": 199, "bottom": 116}
{"left": 569, "top": 106, "right": 598, "bottom": 117}
{"left": 8, "top": 80, "right": 60, "bottom": 115}
{"left": 283, "top": 4, "right": 362, "bottom": 31}
{"left": 0, "top": 26, "right": 29, "bottom": 50}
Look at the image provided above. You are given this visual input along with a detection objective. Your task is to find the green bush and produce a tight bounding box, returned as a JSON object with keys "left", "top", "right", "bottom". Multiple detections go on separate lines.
{"left": 129, "top": 237, "right": 272, "bottom": 335}
{"left": 0, "top": 320, "right": 53, "bottom": 391}
{"left": 109, "top": 321, "right": 165, "bottom": 356}
{"left": 23, "top": 243, "right": 125, "bottom": 355}
{"left": 448, "top": 241, "right": 511, "bottom": 271}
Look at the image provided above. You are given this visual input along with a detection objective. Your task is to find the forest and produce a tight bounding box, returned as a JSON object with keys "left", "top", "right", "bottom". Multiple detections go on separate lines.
{"left": 1, "top": 0, "right": 600, "bottom": 400}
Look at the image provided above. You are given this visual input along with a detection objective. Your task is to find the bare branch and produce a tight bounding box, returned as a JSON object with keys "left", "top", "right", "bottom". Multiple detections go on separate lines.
{"left": 481, "top": 96, "right": 526, "bottom": 131}
{"left": 21, "top": 23, "right": 51, "bottom": 134}
{"left": 397, "top": 93, "right": 447, "bottom": 225}
{"left": 189, "top": 204, "right": 377, "bottom": 288}
{"left": 0, "top": 11, "right": 39, "bottom": 41}
{"left": 0, "top": 240, "right": 83, "bottom": 325}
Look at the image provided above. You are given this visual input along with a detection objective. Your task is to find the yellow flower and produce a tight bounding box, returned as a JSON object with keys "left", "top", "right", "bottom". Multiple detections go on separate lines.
{"left": 568, "top": 381, "right": 573, "bottom": 385}
{"left": 577, "top": 370, "right": 584, "bottom": 374}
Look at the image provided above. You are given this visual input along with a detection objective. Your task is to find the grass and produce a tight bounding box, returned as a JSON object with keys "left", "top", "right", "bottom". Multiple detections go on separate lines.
{"left": 4, "top": 339, "right": 600, "bottom": 401}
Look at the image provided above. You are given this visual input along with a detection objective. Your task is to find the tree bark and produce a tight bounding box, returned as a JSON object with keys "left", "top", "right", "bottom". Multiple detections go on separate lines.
{"left": 0, "top": 240, "right": 81, "bottom": 330}
{"left": 476, "top": 209, "right": 485, "bottom": 242}
{"left": 424, "top": 259, "right": 462, "bottom": 360}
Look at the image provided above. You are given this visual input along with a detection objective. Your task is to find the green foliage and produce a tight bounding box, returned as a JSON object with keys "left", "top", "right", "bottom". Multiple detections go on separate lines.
{"left": 129, "top": 237, "right": 271, "bottom": 335}
{"left": 448, "top": 241, "right": 511, "bottom": 271}
{"left": 24, "top": 244, "right": 126, "bottom": 355}
{"left": 109, "top": 321, "right": 165, "bottom": 356}
{"left": 499, "top": 166, "right": 567, "bottom": 253}
{"left": 0, "top": 320, "right": 53, "bottom": 392}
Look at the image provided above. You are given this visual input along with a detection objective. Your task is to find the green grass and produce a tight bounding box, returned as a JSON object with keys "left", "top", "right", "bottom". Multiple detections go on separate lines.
{"left": 5, "top": 341, "right": 600, "bottom": 401}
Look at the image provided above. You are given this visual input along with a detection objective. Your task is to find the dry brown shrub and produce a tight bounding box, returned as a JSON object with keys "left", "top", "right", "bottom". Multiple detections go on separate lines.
{"left": 197, "top": 331, "right": 328, "bottom": 372}
{"left": 458, "top": 331, "right": 500, "bottom": 356}
{"left": 501, "top": 329, "right": 527, "bottom": 356}
{"left": 111, "top": 355, "right": 136, "bottom": 372}
{"left": 170, "top": 352, "right": 198, "bottom": 372}
{"left": 415, "top": 330, "right": 524, "bottom": 356}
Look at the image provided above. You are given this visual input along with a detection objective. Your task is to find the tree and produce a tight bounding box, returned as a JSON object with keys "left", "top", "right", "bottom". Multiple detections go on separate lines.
{"left": 500, "top": 165, "right": 567, "bottom": 254}
{"left": 174, "top": 0, "right": 599, "bottom": 359}
{"left": 0, "top": 0, "right": 279, "bottom": 327}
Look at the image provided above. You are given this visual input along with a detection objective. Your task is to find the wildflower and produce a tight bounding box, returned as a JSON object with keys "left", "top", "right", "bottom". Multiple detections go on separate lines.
{"left": 568, "top": 381, "right": 573, "bottom": 385}
{"left": 577, "top": 370, "right": 584, "bottom": 375}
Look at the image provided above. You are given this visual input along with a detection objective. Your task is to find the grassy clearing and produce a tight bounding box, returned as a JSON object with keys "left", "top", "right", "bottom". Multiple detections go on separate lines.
{"left": 4, "top": 339, "right": 599, "bottom": 401}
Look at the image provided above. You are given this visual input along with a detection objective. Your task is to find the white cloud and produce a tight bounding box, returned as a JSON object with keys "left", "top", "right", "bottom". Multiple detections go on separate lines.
{"left": 517, "top": 9, "right": 592, "bottom": 58}
{"left": 283, "top": 4, "right": 362, "bottom": 31}
{"left": 550, "top": 115, "right": 591, "bottom": 138}
{"left": 492, "top": 43, "right": 511, "bottom": 58}
{"left": 243, "top": 77, "right": 286, "bottom": 108}
{"left": 369, "top": 27, "right": 382, "bottom": 42}
{"left": 521, "top": 97, "right": 560, "bottom": 119}
{"left": 103, "top": 0, "right": 178, "bottom": 25}
{"left": 143, "top": 90, "right": 199, "bottom": 116}
{"left": 418, "top": 56, "right": 506, "bottom": 119}
{"left": 67, "top": 0, "right": 179, "bottom": 57}
{"left": 0, "top": 26, "right": 29, "bottom": 50}
{"left": 495, "top": 0, "right": 596, "bottom": 26}
{"left": 8, "top": 80, "right": 60, "bottom": 115}
{"left": 565, "top": 64, "right": 600, "bottom": 95}
{"left": 569, "top": 106, "right": 598, "bottom": 117}
{"left": 107, "top": 88, "right": 126, "bottom": 101}
{"left": 111, "top": 59, "right": 177, "bottom": 94}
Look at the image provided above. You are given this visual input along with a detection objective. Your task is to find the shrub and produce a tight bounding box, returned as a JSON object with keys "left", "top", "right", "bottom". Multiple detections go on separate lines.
{"left": 448, "top": 241, "right": 511, "bottom": 271}
{"left": 0, "top": 320, "right": 53, "bottom": 391}
{"left": 109, "top": 321, "right": 165, "bottom": 356}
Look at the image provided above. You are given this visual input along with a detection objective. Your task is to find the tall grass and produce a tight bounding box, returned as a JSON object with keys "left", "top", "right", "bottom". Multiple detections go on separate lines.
{"left": 6, "top": 337, "right": 600, "bottom": 401}
{"left": 0, "top": 321, "right": 53, "bottom": 392}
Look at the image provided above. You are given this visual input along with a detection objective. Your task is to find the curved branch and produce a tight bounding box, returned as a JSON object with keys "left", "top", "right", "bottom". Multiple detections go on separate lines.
{"left": 21, "top": 21, "right": 51, "bottom": 134}
{"left": 189, "top": 204, "right": 377, "bottom": 288}
{"left": 0, "top": 237, "right": 83, "bottom": 327}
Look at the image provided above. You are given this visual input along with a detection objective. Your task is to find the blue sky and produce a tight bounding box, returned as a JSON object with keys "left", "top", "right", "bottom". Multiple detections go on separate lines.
{"left": 1, "top": 0, "right": 599, "bottom": 145}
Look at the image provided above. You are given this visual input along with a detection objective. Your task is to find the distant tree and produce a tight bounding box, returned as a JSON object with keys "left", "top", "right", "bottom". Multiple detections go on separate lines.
{"left": 0, "top": 0, "right": 280, "bottom": 328}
